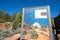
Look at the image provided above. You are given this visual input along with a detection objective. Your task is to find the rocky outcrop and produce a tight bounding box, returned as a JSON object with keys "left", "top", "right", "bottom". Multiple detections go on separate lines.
{"left": 0, "top": 22, "right": 5, "bottom": 30}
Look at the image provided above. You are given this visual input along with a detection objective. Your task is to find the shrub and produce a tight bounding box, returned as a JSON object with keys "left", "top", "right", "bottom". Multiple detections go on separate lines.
{"left": 0, "top": 28, "right": 21, "bottom": 40}
{"left": 30, "top": 29, "right": 38, "bottom": 39}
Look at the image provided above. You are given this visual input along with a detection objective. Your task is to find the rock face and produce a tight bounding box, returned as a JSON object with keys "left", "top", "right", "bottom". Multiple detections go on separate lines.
{"left": 0, "top": 22, "right": 12, "bottom": 30}
{"left": 35, "top": 27, "right": 50, "bottom": 40}
{"left": 6, "top": 22, "right": 12, "bottom": 29}
{"left": 0, "top": 22, "right": 5, "bottom": 30}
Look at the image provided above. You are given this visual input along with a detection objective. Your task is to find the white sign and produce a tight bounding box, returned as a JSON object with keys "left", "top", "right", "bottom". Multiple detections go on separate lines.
{"left": 35, "top": 9, "right": 47, "bottom": 18}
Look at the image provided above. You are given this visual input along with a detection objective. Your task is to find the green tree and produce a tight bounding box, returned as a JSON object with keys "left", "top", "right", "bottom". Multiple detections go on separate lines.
{"left": 12, "top": 12, "right": 22, "bottom": 29}
{"left": 0, "top": 10, "right": 6, "bottom": 22}
{"left": 12, "top": 13, "right": 16, "bottom": 21}
{"left": 4, "top": 13, "right": 11, "bottom": 22}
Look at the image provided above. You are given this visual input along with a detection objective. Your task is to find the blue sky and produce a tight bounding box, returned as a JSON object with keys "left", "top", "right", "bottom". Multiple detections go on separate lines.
{"left": 0, "top": 0, "right": 60, "bottom": 18}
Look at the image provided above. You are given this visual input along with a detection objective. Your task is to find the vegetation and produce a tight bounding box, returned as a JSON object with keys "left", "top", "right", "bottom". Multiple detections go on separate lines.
{"left": 51, "top": 18, "right": 54, "bottom": 25}
{"left": 0, "top": 29, "right": 21, "bottom": 40}
{"left": 0, "top": 9, "right": 22, "bottom": 40}
{"left": 22, "top": 30, "right": 27, "bottom": 35}
{"left": 0, "top": 10, "right": 22, "bottom": 29}
{"left": 30, "top": 29, "right": 38, "bottom": 39}
{"left": 0, "top": 10, "right": 11, "bottom": 22}
{"left": 12, "top": 12, "right": 22, "bottom": 29}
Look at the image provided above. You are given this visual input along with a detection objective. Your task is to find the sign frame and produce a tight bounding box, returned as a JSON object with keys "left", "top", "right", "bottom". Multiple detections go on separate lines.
{"left": 21, "top": 6, "right": 53, "bottom": 40}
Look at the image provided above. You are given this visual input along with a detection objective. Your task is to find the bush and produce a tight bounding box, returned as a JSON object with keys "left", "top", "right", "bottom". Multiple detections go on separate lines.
{"left": 30, "top": 29, "right": 38, "bottom": 39}
{"left": 22, "top": 30, "right": 27, "bottom": 35}
{"left": 0, "top": 28, "right": 21, "bottom": 40}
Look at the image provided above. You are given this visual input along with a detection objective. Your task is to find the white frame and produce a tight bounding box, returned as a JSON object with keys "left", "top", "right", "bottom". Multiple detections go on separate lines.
{"left": 21, "top": 5, "right": 53, "bottom": 40}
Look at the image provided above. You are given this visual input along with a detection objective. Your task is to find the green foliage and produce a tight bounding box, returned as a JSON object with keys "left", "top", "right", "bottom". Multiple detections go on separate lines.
{"left": 30, "top": 29, "right": 38, "bottom": 39}
{"left": 0, "top": 10, "right": 12, "bottom": 22}
{"left": 4, "top": 13, "right": 12, "bottom": 22}
{"left": 51, "top": 18, "right": 54, "bottom": 25}
{"left": 0, "top": 9, "right": 22, "bottom": 29}
{"left": 12, "top": 20, "right": 19, "bottom": 29}
{"left": 0, "top": 9, "right": 22, "bottom": 40}
{"left": 0, "top": 29, "right": 21, "bottom": 40}
{"left": 22, "top": 30, "right": 27, "bottom": 35}
{"left": 12, "top": 13, "right": 22, "bottom": 29}
{"left": 0, "top": 10, "right": 6, "bottom": 22}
